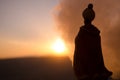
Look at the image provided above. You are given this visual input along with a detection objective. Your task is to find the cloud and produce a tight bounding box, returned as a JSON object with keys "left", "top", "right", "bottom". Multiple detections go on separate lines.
{"left": 53, "top": 0, "right": 120, "bottom": 78}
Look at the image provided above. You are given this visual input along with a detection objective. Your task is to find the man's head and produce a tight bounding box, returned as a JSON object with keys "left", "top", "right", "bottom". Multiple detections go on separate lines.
{"left": 82, "top": 4, "right": 95, "bottom": 24}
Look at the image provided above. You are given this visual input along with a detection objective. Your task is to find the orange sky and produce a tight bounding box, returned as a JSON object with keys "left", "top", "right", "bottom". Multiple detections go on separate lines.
{"left": 1, "top": 0, "right": 120, "bottom": 77}
{"left": 1, "top": 0, "right": 120, "bottom": 64}
{"left": 53, "top": 0, "right": 120, "bottom": 76}
{"left": 0, "top": 0, "right": 63, "bottom": 58}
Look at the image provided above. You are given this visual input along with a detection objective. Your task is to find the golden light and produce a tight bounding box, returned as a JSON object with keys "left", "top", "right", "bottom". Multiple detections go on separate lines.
{"left": 52, "top": 38, "right": 67, "bottom": 55}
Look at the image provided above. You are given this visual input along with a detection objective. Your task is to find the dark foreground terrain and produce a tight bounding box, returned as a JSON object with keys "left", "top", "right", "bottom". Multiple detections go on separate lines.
{"left": 0, "top": 56, "right": 76, "bottom": 80}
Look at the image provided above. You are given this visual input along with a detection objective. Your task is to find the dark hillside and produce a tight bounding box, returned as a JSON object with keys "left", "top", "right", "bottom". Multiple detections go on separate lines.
{"left": 0, "top": 56, "right": 76, "bottom": 80}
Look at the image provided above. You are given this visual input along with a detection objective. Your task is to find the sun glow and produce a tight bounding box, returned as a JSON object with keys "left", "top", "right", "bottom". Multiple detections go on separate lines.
{"left": 52, "top": 38, "right": 67, "bottom": 55}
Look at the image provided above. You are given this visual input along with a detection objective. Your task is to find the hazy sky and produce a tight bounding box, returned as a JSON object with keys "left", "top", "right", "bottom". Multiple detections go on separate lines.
{"left": 0, "top": 0, "right": 120, "bottom": 77}
{"left": 0, "top": 0, "right": 60, "bottom": 58}
{"left": 54, "top": 0, "right": 120, "bottom": 77}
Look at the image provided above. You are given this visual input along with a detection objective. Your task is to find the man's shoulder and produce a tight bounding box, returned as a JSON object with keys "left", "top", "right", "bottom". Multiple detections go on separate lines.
{"left": 80, "top": 24, "right": 100, "bottom": 35}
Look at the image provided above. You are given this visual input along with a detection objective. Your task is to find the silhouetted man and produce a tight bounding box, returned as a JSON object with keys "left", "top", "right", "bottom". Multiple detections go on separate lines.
{"left": 73, "top": 4, "right": 112, "bottom": 80}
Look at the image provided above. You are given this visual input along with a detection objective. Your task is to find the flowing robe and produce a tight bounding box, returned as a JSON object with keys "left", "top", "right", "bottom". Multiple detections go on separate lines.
{"left": 73, "top": 24, "right": 112, "bottom": 80}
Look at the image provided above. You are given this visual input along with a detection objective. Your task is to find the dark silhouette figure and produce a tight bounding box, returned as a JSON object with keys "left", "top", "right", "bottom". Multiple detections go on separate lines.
{"left": 73, "top": 4, "right": 112, "bottom": 80}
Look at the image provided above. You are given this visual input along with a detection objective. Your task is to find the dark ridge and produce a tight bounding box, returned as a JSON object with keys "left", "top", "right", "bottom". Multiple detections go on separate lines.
{"left": 0, "top": 56, "right": 76, "bottom": 80}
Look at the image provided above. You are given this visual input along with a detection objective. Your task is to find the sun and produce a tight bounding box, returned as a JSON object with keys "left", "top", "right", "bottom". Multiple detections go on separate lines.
{"left": 52, "top": 38, "right": 67, "bottom": 55}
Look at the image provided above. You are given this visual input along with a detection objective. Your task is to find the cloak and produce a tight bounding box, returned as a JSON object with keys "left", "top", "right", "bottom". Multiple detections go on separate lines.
{"left": 73, "top": 24, "right": 112, "bottom": 80}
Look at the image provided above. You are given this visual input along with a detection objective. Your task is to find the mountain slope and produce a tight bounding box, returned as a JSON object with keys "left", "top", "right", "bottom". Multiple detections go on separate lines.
{"left": 0, "top": 56, "right": 76, "bottom": 80}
